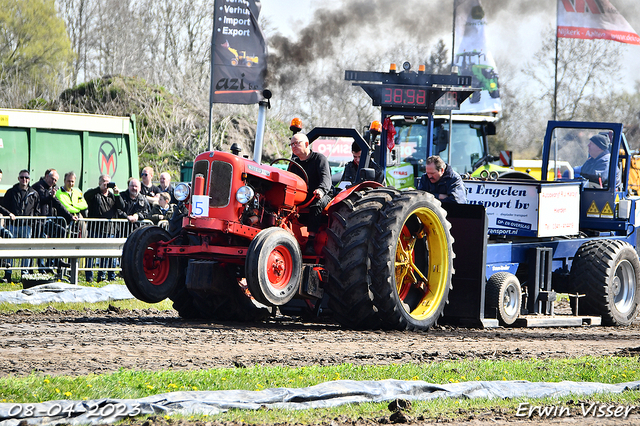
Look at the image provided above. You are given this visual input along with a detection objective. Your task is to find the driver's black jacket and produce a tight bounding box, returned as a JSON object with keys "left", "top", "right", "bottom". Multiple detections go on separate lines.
{"left": 289, "top": 151, "right": 332, "bottom": 204}
{"left": 417, "top": 164, "right": 467, "bottom": 204}
{"left": 340, "top": 159, "right": 385, "bottom": 184}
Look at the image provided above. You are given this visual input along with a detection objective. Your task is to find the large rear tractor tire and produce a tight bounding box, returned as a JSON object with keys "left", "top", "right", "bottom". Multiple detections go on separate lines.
{"left": 570, "top": 240, "right": 640, "bottom": 326}
{"left": 485, "top": 272, "right": 522, "bottom": 326}
{"left": 324, "top": 187, "right": 399, "bottom": 329}
{"left": 122, "top": 226, "right": 180, "bottom": 303}
{"left": 245, "top": 227, "right": 302, "bottom": 306}
{"left": 370, "top": 191, "right": 454, "bottom": 331}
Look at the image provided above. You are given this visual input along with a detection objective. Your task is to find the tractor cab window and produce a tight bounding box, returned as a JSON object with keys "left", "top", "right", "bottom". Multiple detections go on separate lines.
{"left": 550, "top": 127, "right": 616, "bottom": 190}
{"left": 435, "top": 123, "right": 485, "bottom": 175}
{"left": 393, "top": 120, "right": 485, "bottom": 179}
{"left": 394, "top": 122, "right": 429, "bottom": 176}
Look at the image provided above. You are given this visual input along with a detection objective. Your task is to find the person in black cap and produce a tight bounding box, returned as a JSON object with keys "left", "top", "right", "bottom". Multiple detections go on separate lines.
{"left": 579, "top": 133, "right": 611, "bottom": 188}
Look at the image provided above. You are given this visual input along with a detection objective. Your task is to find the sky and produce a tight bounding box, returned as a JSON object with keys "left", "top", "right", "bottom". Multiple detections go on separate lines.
{"left": 260, "top": 0, "right": 640, "bottom": 92}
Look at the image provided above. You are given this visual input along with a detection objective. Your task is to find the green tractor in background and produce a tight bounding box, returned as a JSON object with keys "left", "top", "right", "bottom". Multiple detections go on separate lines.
{"left": 454, "top": 51, "right": 500, "bottom": 103}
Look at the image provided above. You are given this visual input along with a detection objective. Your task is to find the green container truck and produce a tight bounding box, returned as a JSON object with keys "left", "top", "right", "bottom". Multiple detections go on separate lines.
{"left": 0, "top": 109, "right": 138, "bottom": 196}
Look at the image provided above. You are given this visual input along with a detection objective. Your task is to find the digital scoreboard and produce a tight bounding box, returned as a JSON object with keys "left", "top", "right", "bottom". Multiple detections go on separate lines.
{"left": 346, "top": 69, "right": 476, "bottom": 112}
{"left": 379, "top": 85, "right": 460, "bottom": 110}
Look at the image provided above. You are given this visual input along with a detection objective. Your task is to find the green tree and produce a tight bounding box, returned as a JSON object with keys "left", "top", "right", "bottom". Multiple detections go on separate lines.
{"left": 0, "top": 0, "right": 74, "bottom": 106}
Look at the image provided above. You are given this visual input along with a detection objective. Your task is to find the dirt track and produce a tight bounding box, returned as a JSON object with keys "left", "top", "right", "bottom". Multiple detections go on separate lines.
{"left": 2, "top": 306, "right": 640, "bottom": 378}
{"left": 2, "top": 307, "right": 640, "bottom": 425}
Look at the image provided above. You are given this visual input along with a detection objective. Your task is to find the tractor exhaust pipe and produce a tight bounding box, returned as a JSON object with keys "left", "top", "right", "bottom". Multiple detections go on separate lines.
{"left": 253, "top": 90, "right": 272, "bottom": 164}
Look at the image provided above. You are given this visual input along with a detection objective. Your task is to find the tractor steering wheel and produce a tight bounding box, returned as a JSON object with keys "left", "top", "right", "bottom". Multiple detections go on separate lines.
{"left": 270, "top": 158, "right": 310, "bottom": 188}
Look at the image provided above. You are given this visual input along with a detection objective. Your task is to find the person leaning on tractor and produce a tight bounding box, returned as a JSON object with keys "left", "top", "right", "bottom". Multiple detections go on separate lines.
{"left": 340, "top": 140, "right": 385, "bottom": 185}
{"left": 417, "top": 155, "right": 467, "bottom": 204}
{"left": 288, "top": 132, "right": 332, "bottom": 255}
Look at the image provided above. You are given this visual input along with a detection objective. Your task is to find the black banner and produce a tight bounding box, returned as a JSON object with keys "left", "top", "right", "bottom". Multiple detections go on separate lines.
{"left": 210, "top": 0, "right": 267, "bottom": 104}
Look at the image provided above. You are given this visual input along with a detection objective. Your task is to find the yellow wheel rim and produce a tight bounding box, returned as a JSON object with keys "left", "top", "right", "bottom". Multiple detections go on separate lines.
{"left": 394, "top": 207, "right": 449, "bottom": 320}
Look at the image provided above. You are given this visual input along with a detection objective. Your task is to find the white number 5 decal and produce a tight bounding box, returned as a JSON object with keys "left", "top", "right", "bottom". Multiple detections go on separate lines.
{"left": 191, "top": 195, "right": 209, "bottom": 217}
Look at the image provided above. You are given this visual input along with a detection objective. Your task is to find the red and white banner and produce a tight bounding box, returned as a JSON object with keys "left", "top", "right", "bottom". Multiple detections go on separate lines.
{"left": 557, "top": 0, "right": 640, "bottom": 45}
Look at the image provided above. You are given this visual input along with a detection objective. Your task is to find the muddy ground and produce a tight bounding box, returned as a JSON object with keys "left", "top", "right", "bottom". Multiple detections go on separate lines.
{"left": 1, "top": 306, "right": 640, "bottom": 425}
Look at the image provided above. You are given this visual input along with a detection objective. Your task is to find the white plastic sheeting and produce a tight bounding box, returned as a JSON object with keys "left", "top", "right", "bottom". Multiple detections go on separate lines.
{"left": 1, "top": 379, "right": 640, "bottom": 426}
{"left": 0, "top": 283, "right": 134, "bottom": 305}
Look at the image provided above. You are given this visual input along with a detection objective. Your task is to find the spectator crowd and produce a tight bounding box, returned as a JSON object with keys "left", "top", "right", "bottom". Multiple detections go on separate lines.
{"left": 0, "top": 167, "right": 177, "bottom": 283}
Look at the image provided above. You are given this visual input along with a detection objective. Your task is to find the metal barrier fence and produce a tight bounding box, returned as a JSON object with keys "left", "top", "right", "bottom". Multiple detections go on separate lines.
{"left": 0, "top": 216, "right": 153, "bottom": 284}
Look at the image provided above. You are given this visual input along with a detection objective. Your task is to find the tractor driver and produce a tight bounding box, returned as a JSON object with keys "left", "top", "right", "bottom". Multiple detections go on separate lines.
{"left": 577, "top": 133, "right": 613, "bottom": 188}
{"left": 288, "top": 133, "right": 332, "bottom": 255}
{"left": 417, "top": 155, "right": 467, "bottom": 204}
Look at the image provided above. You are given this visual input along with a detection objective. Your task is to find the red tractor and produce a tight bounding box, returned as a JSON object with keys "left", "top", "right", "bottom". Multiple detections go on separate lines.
{"left": 122, "top": 68, "right": 477, "bottom": 330}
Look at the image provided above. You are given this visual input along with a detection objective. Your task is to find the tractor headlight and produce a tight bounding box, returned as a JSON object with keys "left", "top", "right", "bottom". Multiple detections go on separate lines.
{"left": 174, "top": 183, "right": 190, "bottom": 201}
{"left": 236, "top": 185, "right": 255, "bottom": 204}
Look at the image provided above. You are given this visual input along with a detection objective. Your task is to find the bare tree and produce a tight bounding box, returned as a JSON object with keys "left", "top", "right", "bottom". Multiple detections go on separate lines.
{"left": 56, "top": 0, "right": 100, "bottom": 85}
{"left": 523, "top": 27, "right": 623, "bottom": 122}
{"left": 494, "top": 27, "right": 626, "bottom": 159}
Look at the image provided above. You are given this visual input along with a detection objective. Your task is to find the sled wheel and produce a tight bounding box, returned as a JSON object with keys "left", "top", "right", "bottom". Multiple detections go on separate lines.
{"left": 324, "top": 187, "right": 399, "bottom": 329}
{"left": 122, "top": 226, "right": 179, "bottom": 303}
{"left": 231, "top": 58, "right": 238, "bottom": 66}
{"left": 371, "top": 191, "right": 454, "bottom": 331}
{"left": 246, "top": 227, "right": 302, "bottom": 306}
{"left": 570, "top": 240, "right": 640, "bottom": 325}
{"left": 485, "top": 272, "right": 521, "bottom": 326}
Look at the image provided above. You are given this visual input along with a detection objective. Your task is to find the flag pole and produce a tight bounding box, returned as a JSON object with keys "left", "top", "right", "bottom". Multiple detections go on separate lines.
{"left": 553, "top": 1, "right": 559, "bottom": 122}
{"left": 452, "top": 1, "right": 456, "bottom": 65}
{"left": 207, "top": 7, "right": 216, "bottom": 153}
{"left": 553, "top": 0, "right": 559, "bottom": 177}
{"left": 449, "top": 0, "right": 456, "bottom": 165}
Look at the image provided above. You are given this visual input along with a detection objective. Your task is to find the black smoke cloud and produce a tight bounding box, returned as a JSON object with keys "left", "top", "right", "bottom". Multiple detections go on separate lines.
{"left": 266, "top": 0, "right": 452, "bottom": 87}
{"left": 265, "top": 0, "right": 555, "bottom": 88}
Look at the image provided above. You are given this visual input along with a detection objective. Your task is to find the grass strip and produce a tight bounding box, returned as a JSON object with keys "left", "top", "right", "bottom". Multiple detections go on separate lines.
{"left": 1, "top": 357, "right": 639, "bottom": 423}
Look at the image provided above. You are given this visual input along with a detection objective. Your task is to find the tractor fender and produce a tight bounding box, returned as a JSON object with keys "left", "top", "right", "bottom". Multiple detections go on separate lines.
{"left": 324, "top": 181, "right": 383, "bottom": 214}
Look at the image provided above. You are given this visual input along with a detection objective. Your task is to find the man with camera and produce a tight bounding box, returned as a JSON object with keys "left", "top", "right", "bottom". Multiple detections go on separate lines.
{"left": 32, "top": 169, "right": 77, "bottom": 272}
{"left": 84, "top": 174, "right": 125, "bottom": 282}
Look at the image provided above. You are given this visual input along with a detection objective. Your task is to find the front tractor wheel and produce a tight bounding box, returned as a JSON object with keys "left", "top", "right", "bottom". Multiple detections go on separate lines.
{"left": 371, "top": 191, "right": 454, "bottom": 331}
{"left": 485, "top": 272, "right": 522, "bottom": 326}
{"left": 122, "top": 226, "right": 179, "bottom": 303}
{"left": 246, "top": 227, "right": 302, "bottom": 306}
